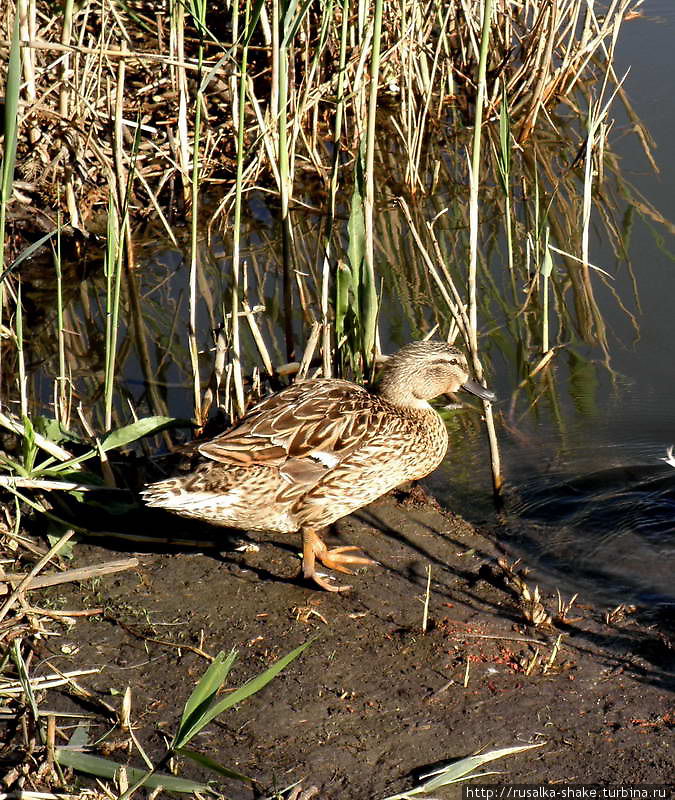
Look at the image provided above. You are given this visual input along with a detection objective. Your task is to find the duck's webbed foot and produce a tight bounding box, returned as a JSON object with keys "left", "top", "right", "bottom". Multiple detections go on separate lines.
{"left": 300, "top": 529, "right": 377, "bottom": 592}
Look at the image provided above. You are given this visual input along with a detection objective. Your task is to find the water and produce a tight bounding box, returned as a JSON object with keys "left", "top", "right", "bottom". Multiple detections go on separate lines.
{"left": 433, "top": 0, "right": 675, "bottom": 607}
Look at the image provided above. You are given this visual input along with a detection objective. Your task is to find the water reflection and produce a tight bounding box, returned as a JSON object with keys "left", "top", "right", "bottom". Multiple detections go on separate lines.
{"left": 504, "top": 462, "right": 675, "bottom": 606}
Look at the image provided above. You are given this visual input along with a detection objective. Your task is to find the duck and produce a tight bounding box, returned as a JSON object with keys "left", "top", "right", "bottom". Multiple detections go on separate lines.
{"left": 142, "top": 340, "right": 495, "bottom": 591}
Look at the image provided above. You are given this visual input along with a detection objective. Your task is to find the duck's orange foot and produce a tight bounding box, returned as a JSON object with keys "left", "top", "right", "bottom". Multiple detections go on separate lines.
{"left": 317, "top": 545, "right": 378, "bottom": 574}
{"left": 301, "top": 529, "right": 378, "bottom": 592}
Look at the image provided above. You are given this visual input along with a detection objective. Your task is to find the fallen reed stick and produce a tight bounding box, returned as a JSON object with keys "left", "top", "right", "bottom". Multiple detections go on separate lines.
{"left": 0, "top": 557, "right": 139, "bottom": 595}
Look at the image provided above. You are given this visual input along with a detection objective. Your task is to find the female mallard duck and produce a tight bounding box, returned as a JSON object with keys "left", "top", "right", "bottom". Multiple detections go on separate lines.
{"left": 142, "top": 341, "right": 494, "bottom": 591}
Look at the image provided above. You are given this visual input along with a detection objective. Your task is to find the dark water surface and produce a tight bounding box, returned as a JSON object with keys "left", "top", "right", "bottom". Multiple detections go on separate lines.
{"left": 433, "top": 0, "right": 675, "bottom": 607}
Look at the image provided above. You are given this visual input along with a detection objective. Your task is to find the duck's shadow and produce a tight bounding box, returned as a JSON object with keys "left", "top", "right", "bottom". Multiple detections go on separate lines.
{"left": 46, "top": 487, "right": 497, "bottom": 598}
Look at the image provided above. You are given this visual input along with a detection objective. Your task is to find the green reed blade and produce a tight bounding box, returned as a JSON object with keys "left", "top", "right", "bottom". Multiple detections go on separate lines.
{"left": 0, "top": 11, "right": 21, "bottom": 410}
{"left": 244, "top": 0, "right": 266, "bottom": 44}
{"left": 103, "top": 192, "right": 120, "bottom": 431}
{"left": 178, "top": 650, "right": 237, "bottom": 729}
{"left": 383, "top": 743, "right": 544, "bottom": 798}
{"left": 55, "top": 748, "right": 209, "bottom": 794}
{"left": 0, "top": 11, "right": 20, "bottom": 249}
{"left": 0, "top": 230, "right": 56, "bottom": 286}
{"left": 177, "top": 746, "right": 252, "bottom": 783}
{"left": 361, "top": 0, "right": 384, "bottom": 368}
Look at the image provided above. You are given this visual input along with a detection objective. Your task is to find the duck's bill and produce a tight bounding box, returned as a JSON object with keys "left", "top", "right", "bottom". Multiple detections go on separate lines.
{"left": 460, "top": 379, "right": 496, "bottom": 402}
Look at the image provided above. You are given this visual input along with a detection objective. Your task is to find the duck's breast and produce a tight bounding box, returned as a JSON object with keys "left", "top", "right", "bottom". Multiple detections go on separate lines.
{"left": 292, "top": 406, "right": 449, "bottom": 528}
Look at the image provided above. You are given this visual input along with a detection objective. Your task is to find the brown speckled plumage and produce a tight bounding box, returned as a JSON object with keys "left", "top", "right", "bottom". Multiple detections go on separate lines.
{"left": 142, "top": 341, "right": 494, "bottom": 591}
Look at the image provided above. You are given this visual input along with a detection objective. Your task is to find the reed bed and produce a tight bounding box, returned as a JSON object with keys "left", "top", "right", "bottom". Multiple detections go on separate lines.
{"left": 0, "top": 0, "right": 650, "bottom": 424}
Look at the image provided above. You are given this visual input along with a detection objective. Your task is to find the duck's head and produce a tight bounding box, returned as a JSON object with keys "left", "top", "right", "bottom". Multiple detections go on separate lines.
{"left": 378, "top": 340, "right": 495, "bottom": 410}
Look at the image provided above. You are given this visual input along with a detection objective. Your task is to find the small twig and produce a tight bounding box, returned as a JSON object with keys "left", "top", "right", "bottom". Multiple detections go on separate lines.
{"left": 1, "top": 668, "right": 101, "bottom": 694}
{"left": 0, "top": 476, "right": 125, "bottom": 492}
{"left": 447, "top": 631, "right": 549, "bottom": 646}
{"left": 297, "top": 322, "right": 322, "bottom": 380}
{"left": 543, "top": 634, "right": 564, "bottom": 674}
{"left": 422, "top": 564, "right": 431, "bottom": 633}
{"left": 0, "top": 530, "right": 76, "bottom": 625}
{"left": 112, "top": 617, "right": 215, "bottom": 662}
{"left": 23, "top": 606, "right": 104, "bottom": 620}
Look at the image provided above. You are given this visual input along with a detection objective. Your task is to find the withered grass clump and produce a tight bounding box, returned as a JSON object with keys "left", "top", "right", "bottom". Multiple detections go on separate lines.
{"left": 0, "top": 0, "right": 640, "bottom": 236}
{"left": 0, "top": 0, "right": 651, "bottom": 438}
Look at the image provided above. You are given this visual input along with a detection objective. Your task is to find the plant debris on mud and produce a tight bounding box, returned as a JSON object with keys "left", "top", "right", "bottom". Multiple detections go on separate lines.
{"left": 1, "top": 493, "right": 673, "bottom": 798}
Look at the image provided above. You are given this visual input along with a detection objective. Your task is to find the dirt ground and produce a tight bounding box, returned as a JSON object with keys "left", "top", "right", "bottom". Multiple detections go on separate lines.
{"left": 11, "top": 491, "right": 675, "bottom": 798}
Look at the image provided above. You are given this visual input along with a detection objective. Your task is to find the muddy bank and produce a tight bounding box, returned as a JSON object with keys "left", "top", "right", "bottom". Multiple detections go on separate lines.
{"left": 11, "top": 493, "right": 675, "bottom": 798}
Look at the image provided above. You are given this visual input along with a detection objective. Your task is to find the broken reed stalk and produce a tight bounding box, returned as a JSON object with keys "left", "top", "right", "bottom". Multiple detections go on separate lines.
{"left": 17, "top": 0, "right": 38, "bottom": 145}
{"left": 467, "top": 0, "right": 502, "bottom": 496}
{"left": 0, "top": 529, "right": 77, "bottom": 625}
{"left": 171, "top": 0, "right": 191, "bottom": 203}
{"left": 496, "top": 81, "right": 517, "bottom": 306}
{"left": 517, "top": 0, "right": 558, "bottom": 143}
{"left": 59, "top": 0, "right": 78, "bottom": 227}
{"left": 0, "top": 557, "right": 139, "bottom": 595}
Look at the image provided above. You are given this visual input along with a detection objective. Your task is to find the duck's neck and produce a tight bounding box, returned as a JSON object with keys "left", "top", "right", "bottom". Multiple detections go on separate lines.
{"left": 378, "top": 385, "right": 434, "bottom": 412}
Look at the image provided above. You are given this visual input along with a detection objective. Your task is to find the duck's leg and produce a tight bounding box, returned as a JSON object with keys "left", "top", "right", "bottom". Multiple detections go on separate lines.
{"left": 301, "top": 528, "right": 376, "bottom": 592}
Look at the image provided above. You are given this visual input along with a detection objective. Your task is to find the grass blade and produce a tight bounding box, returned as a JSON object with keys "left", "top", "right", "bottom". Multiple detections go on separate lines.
{"left": 54, "top": 749, "right": 209, "bottom": 793}
{"left": 175, "top": 649, "right": 238, "bottom": 741}
{"left": 383, "top": 742, "right": 545, "bottom": 798}
{"left": 0, "top": 10, "right": 20, "bottom": 219}
{"left": 173, "top": 639, "right": 312, "bottom": 749}
{"left": 100, "top": 416, "right": 178, "bottom": 452}
{"left": 178, "top": 746, "right": 252, "bottom": 783}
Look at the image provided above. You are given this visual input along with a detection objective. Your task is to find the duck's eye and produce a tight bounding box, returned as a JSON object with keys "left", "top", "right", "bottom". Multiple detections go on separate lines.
{"left": 428, "top": 358, "right": 460, "bottom": 368}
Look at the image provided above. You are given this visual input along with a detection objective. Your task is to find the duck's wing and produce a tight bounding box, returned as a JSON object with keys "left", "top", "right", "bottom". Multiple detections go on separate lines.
{"left": 198, "top": 379, "right": 382, "bottom": 487}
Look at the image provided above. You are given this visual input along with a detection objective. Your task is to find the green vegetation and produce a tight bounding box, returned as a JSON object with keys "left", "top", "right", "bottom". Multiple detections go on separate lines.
{"left": 0, "top": 0, "right": 649, "bottom": 436}
{"left": 54, "top": 641, "right": 311, "bottom": 795}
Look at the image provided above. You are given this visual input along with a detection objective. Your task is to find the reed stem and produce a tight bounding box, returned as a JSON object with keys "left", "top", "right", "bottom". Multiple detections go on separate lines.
{"left": 362, "top": 0, "right": 384, "bottom": 367}
{"left": 230, "top": 0, "right": 253, "bottom": 417}
{"left": 467, "top": 0, "right": 503, "bottom": 497}
{"left": 277, "top": 0, "right": 295, "bottom": 360}
{"left": 188, "top": 0, "right": 207, "bottom": 427}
